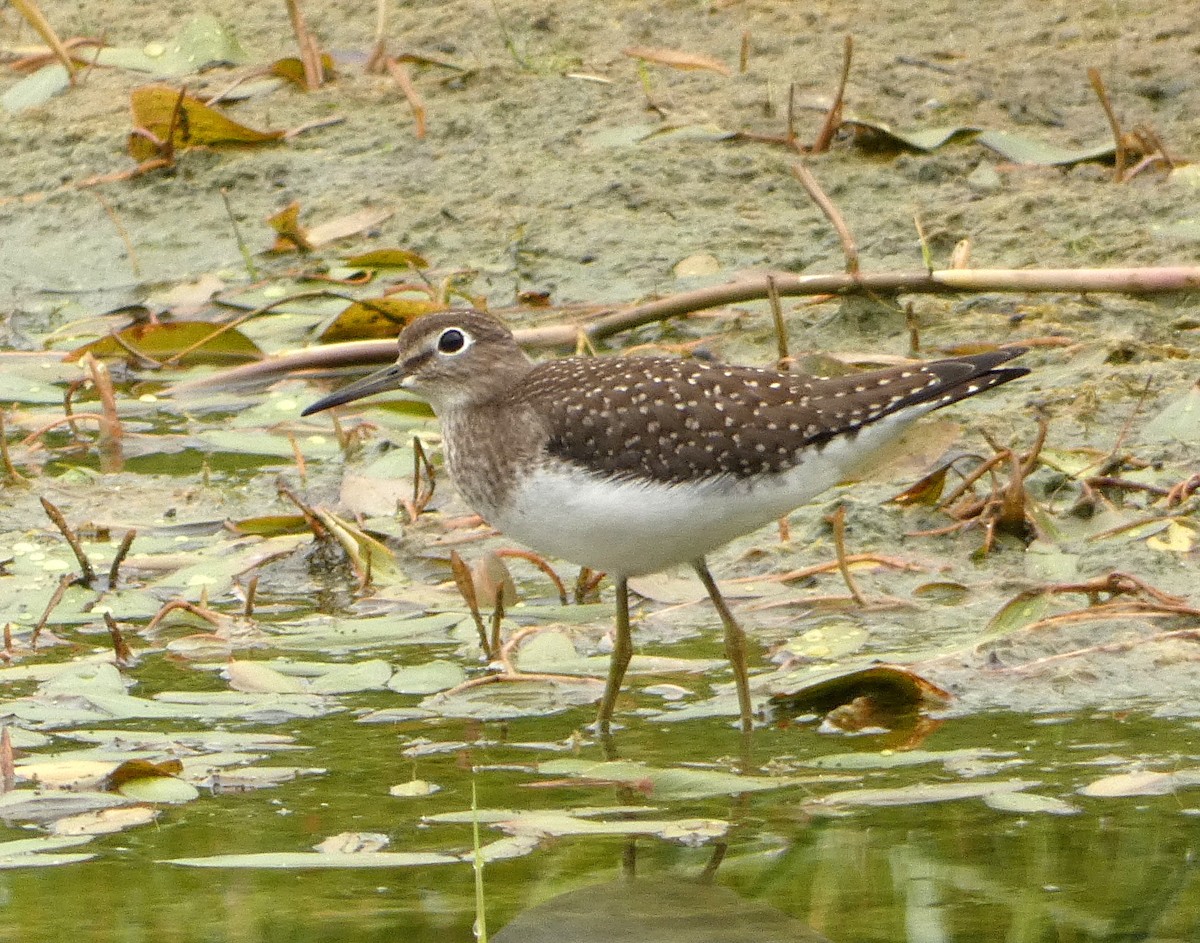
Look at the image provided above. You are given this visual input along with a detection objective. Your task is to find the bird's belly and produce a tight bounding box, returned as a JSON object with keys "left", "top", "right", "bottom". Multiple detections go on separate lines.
{"left": 486, "top": 425, "right": 903, "bottom": 576}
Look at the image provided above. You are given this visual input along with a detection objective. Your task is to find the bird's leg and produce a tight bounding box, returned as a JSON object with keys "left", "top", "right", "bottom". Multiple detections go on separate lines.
{"left": 595, "top": 575, "right": 632, "bottom": 734}
{"left": 693, "top": 559, "right": 753, "bottom": 732}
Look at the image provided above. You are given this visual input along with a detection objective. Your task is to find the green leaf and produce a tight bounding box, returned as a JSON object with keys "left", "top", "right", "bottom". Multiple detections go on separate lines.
{"left": 975, "top": 130, "right": 1115, "bottom": 166}
{"left": 166, "top": 850, "right": 462, "bottom": 869}
{"left": 1, "top": 65, "right": 71, "bottom": 114}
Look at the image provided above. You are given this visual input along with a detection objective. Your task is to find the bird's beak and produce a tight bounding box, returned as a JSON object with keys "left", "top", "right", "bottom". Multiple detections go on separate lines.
{"left": 300, "top": 363, "right": 406, "bottom": 416}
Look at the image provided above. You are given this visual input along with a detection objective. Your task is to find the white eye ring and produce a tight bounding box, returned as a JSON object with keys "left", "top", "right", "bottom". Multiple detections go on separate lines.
{"left": 437, "top": 328, "right": 471, "bottom": 355}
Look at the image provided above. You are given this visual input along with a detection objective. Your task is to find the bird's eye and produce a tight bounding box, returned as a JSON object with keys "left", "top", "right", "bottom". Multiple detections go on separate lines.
{"left": 437, "top": 328, "right": 466, "bottom": 354}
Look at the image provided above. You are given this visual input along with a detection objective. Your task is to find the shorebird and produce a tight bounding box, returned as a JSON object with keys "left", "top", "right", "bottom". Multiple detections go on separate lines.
{"left": 303, "top": 309, "right": 1027, "bottom": 731}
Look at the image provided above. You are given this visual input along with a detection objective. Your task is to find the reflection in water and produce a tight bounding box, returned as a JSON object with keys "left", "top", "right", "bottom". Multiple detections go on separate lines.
{"left": 493, "top": 875, "right": 832, "bottom": 943}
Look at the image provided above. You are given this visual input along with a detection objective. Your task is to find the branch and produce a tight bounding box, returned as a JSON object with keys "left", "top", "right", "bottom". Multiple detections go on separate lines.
{"left": 167, "top": 265, "right": 1200, "bottom": 394}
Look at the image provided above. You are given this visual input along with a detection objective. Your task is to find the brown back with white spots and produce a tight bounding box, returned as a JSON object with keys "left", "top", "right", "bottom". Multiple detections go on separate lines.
{"left": 513, "top": 352, "right": 1026, "bottom": 485}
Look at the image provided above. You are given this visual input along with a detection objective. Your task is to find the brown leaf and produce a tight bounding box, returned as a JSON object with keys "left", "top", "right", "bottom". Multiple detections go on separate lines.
{"left": 769, "top": 664, "right": 951, "bottom": 715}
{"left": 108, "top": 758, "right": 184, "bottom": 790}
{"left": 318, "top": 297, "right": 445, "bottom": 342}
{"left": 270, "top": 54, "right": 337, "bottom": 88}
{"left": 128, "top": 84, "right": 284, "bottom": 161}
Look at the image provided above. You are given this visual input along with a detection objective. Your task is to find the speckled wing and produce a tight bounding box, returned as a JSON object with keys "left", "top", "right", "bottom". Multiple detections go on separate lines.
{"left": 516, "top": 351, "right": 1027, "bottom": 485}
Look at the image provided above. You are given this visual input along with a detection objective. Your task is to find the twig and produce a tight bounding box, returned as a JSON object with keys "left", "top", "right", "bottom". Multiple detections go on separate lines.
{"left": 765, "top": 274, "right": 789, "bottom": 364}
{"left": 494, "top": 549, "right": 568, "bottom": 604}
{"left": 107, "top": 528, "right": 136, "bottom": 588}
{"left": 284, "top": 0, "right": 324, "bottom": 90}
{"left": 31, "top": 573, "right": 79, "bottom": 647}
{"left": 103, "top": 612, "right": 134, "bottom": 666}
{"left": 160, "top": 289, "right": 351, "bottom": 367}
{"left": 366, "top": 0, "right": 389, "bottom": 72}
{"left": 88, "top": 192, "right": 140, "bottom": 277}
{"left": 145, "top": 598, "right": 224, "bottom": 632}
{"left": 1087, "top": 67, "right": 1126, "bottom": 183}
{"left": 791, "top": 162, "right": 859, "bottom": 275}
{"left": 404, "top": 435, "right": 437, "bottom": 521}
{"left": 811, "top": 35, "right": 852, "bottom": 153}
{"left": 165, "top": 265, "right": 1200, "bottom": 392}
{"left": 488, "top": 588, "right": 506, "bottom": 660}
{"left": 732, "top": 552, "right": 923, "bottom": 585}
{"left": 11, "top": 0, "right": 77, "bottom": 84}
{"left": 386, "top": 57, "right": 427, "bottom": 139}
{"left": 0, "top": 413, "right": 28, "bottom": 485}
{"left": 0, "top": 728, "right": 13, "bottom": 793}
{"left": 826, "top": 505, "right": 867, "bottom": 606}
{"left": 739, "top": 31, "right": 750, "bottom": 74}
{"left": 243, "top": 575, "right": 258, "bottom": 618}
{"left": 82, "top": 353, "right": 123, "bottom": 472}
{"left": 574, "top": 567, "right": 605, "bottom": 604}
{"left": 994, "top": 627, "right": 1200, "bottom": 675}
{"left": 450, "top": 550, "right": 492, "bottom": 657}
{"left": 40, "top": 497, "right": 95, "bottom": 584}
{"left": 220, "top": 188, "right": 259, "bottom": 280}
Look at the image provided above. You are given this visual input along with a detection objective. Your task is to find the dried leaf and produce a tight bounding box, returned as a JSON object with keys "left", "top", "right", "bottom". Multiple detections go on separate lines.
{"left": 624, "top": 46, "right": 731, "bottom": 76}
{"left": 768, "top": 664, "right": 951, "bottom": 715}
{"left": 128, "top": 84, "right": 284, "bottom": 161}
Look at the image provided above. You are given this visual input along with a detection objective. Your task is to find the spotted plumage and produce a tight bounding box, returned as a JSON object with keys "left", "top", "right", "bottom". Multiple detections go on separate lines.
{"left": 303, "top": 308, "right": 1029, "bottom": 732}
{"left": 521, "top": 352, "right": 1022, "bottom": 485}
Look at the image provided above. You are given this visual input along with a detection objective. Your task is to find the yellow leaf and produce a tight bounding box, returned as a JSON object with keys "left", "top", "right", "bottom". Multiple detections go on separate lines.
{"left": 1146, "top": 520, "right": 1196, "bottom": 553}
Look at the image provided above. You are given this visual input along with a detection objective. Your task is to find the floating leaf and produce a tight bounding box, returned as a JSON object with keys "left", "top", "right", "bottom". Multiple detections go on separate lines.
{"left": 1, "top": 64, "right": 71, "bottom": 114}
{"left": 96, "top": 15, "right": 248, "bottom": 76}
{"left": 314, "top": 832, "right": 389, "bottom": 854}
{"left": 317, "top": 297, "right": 445, "bottom": 343}
{"left": 388, "top": 660, "right": 467, "bottom": 695}
{"left": 813, "top": 778, "right": 1037, "bottom": 808}
{"left": 116, "top": 776, "right": 200, "bottom": 804}
{"left": 776, "top": 621, "right": 869, "bottom": 661}
{"left": 980, "top": 591, "right": 1050, "bottom": 641}
{"left": 490, "top": 810, "right": 727, "bottom": 844}
{"left": 306, "top": 659, "right": 393, "bottom": 694}
{"left": 49, "top": 806, "right": 160, "bottom": 836}
{"left": 268, "top": 204, "right": 395, "bottom": 253}
{"left": 343, "top": 248, "right": 430, "bottom": 269}
{"left": 805, "top": 748, "right": 1015, "bottom": 771}
{"left": 535, "top": 760, "right": 805, "bottom": 800}
{"left": 167, "top": 850, "right": 462, "bottom": 869}
{"left": 846, "top": 119, "right": 981, "bottom": 153}
{"left": 1077, "top": 771, "right": 1177, "bottom": 798}
{"left": 1141, "top": 382, "right": 1200, "bottom": 444}
{"left": 390, "top": 780, "right": 442, "bottom": 797}
{"left": 423, "top": 678, "right": 601, "bottom": 721}
{"left": 128, "top": 84, "right": 285, "bottom": 161}
{"left": 0, "top": 790, "right": 132, "bottom": 825}
{"left": 1146, "top": 521, "right": 1197, "bottom": 553}
{"left": 975, "top": 130, "right": 1115, "bottom": 166}
{"left": 673, "top": 253, "right": 721, "bottom": 278}
{"left": 768, "top": 664, "right": 951, "bottom": 715}
{"left": 226, "top": 660, "right": 308, "bottom": 695}
{"left": 984, "top": 792, "right": 1080, "bottom": 815}
{"left": 67, "top": 321, "right": 263, "bottom": 366}
{"left": 108, "top": 758, "right": 185, "bottom": 789}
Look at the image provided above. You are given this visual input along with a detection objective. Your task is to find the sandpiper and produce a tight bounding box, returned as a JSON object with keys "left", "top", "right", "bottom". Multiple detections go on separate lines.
{"left": 303, "top": 309, "right": 1027, "bottom": 732}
